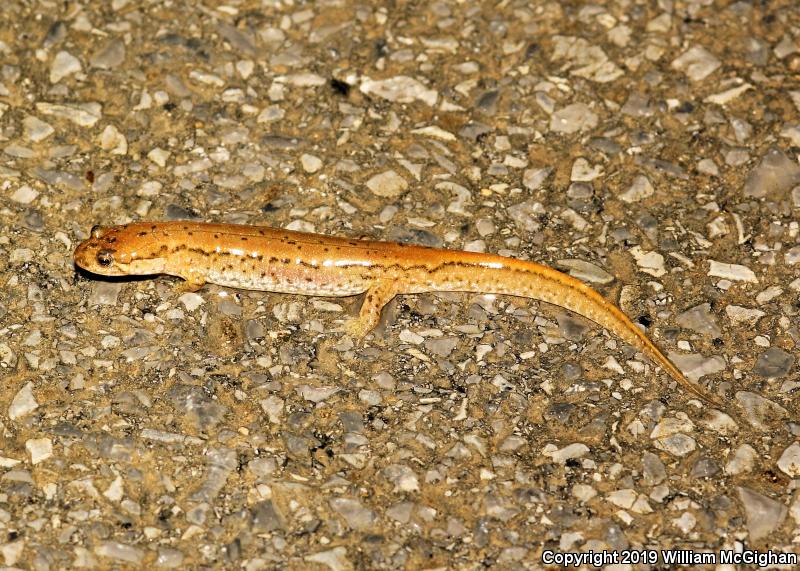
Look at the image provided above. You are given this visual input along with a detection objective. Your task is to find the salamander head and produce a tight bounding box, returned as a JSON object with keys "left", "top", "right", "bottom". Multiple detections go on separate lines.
{"left": 74, "top": 224, "right": 166, "bottom": 276}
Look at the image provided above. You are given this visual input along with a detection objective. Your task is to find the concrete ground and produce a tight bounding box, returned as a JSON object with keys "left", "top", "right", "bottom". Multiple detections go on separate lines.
{"left": 0, "top": 0, "right": 798, "bottom": 569}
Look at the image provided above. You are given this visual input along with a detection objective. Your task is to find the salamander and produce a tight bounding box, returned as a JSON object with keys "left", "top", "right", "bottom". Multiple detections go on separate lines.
{"left": 74, "top": 221, "right": 724, "bottom": 407}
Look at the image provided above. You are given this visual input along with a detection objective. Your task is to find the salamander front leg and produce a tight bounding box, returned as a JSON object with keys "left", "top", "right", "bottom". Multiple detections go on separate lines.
{"left": 173, "top": 269, "right": 206, "bottom": 293}
{"left": 174, "top": 278, "right": 205, "bottom": 293}
{"left": 345, "top": 281, "right": 398, "bottom": 339}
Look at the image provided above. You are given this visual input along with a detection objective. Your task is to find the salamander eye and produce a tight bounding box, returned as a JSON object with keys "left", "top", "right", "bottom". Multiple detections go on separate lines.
{"left": 96, "top": 250, "right": 114, "bottom": 267}
{"left": 90, "top": 225, "right": 105, "bottom": 238}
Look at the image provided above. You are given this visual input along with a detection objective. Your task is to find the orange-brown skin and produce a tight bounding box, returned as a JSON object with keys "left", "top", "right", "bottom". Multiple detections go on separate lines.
{"left": 74, "top": 221, "right": 723, "bottom": 407}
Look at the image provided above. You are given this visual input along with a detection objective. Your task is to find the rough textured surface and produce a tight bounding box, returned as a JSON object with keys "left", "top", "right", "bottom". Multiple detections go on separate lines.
{"left": 1, "top": 1, "right": 799, "bottom": 569}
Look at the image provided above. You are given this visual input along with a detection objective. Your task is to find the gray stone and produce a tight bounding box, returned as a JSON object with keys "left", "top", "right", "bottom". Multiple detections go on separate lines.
{"left": 329, "top": 497, "right": 376, "bottom": 530}
{"left": 550, "top": 103, "right": 598, "bottom": 134}
{"left": 642, "top": 451, "right": 666, "bottom": 485}
{"left": 90, "top": 39, "right": 126, "bottom": 69}
{"left": 671, "top": 46, "right": 721, "bottom": 81}
{"left": 743, "top": 148, "right": 800, "bottom": 198}
{"left": 675, "top": 303, "right": 722, "bottom": 337}
{"left": 753, "top": 347, "right": 795, "bottom": 378}
{"left": 736, "top": 487, "right": 788, "bottom": 541}
{"left": 252, "top": 500, "right": 286, "bottom": 531}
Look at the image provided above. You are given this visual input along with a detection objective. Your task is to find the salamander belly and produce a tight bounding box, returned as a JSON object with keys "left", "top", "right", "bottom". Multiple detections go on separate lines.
{"left": 203, "top": 265, "right": 369, "bottom": 296}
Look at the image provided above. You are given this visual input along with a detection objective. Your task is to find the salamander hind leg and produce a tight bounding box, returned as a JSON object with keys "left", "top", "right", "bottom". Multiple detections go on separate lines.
{"left": 345, "top": 281, "right": 398, "bottom": 339}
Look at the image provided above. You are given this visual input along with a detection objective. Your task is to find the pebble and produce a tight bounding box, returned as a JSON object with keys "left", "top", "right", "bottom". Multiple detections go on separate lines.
{"left": 780, "top": 124, "right": 800, "bottom": 146}
{"left": 97, "top": 124, "right": 128, "bottom": 154}
{"left": 411, "top": 125, "right": 456, "bottom": 141}
{"left": 88, "top": 282, "right": 122, "bottom": 306}
{"left": 705, "top": 82, "right": 753, "bottom": 105}
{"left": 543, "top": 443, "right": 590, "bottom": 464}
{"left": 707, "top": 260, "right": 758, "bottom": 283}
{"left": 675, "top": 303, "right": 722, "bottom": 337}
{"left": 360, "top": 76, "right": 438, "bottom": 106}
{"left": 724, "top": 305, "right": 765, "bottom": 326}
{"left": 619, "top": 175, "right": 654, "bottom": 203}
{"left": 252, "top": 500, "right": 285, "bottom": 531}
{"left": 725, "top": 444, "right": 757, "bottom": 475}
{"left": 10, "top": 185, "right": 39, "bottom": 205}
{"left": 8, "top": 382, "right": 38, "bottom": 420}
{"left": 329, "top": 498, "right": 376, "bottom": 530}
{"left": 156, "top": 548, "right": 185, "bottom": 568}
{"left": 50, "top": 50, "right": 82, "bottom": 83}
{"left": 642, "top": 452, "right": 666, "bottom": 485}
{"left": 549, "top": 103, "right": 598, "bottom": 134}
{"left": 257, "top": 105, "right": 285, "bottom": 122}
{"left": 736, "top": 392, "right": 788, "bottom": 431}
{"left": 697, "top": 158, "right": 719, "bottom": 176}
{"left": 555, "top": 259, "right": 613, "bottom": 284}
{"left": 383, "top": 464, "right": 420, "bottom": 493}
{"left": 522, "top": 167, "right": 552, "bottom": 190}
{"left": 755, "top": 285, "right": 782, "bottom": 304}
{"left": 36, "top": 102, "right": 101, "bottom": 127}
{"left": 304, "top": 547, "right": 352, "bottom": 571}
{"left": 551, "top": 36, "right": 622, "bottom": 82}
{"left": 572, "top": 484, "right": 598, "bottom": 502}
{"left": 23, "top": 116, "right": 54, "bottom": 142}
{"left": 736, "top": 487, "right": 788, "bottom": 541}
{"left": 296, "top": 385, "right": 340, "bottom": 403}
{"left": 668, "top": 353, "right": 725, "bottom": 382}
{"left": 25, "top": 437, "right": 53, "bottom": 464}
{"left": 777, "top": 442, "right": 800, "bottom": 477}
{"left": 11, "top": 248, "right": 34, "bottom": 263}
{"left": 300, "top": 153, "right": 323, "bottom": 173}
{"left": 752, "top": 347, "right": 795, "bottom": 378}
{"left": 653, "top": 433, "right": 696, "bottom": 457}
{"left": 570, "top": 157, "right": 603, "bottom": 181}
{"left": 90, "top": 38, "right": 126, "bottom": 69}
{"left": 629, "top": 246, "right": 666, "bottom": 277}
{"left": 475, "top": 218, "right": 495, "bottom": 237}
{"left": 743, "top": 148, "right": 800, "bottom": 198}
{"left": 95, "top": 541, "right": 144, "bottom": 564}
{"left": 365, "top": 169, "right": 408, "bottom": 197}
{"left": 671, "top": 46, "right": 721, "bottom": 81}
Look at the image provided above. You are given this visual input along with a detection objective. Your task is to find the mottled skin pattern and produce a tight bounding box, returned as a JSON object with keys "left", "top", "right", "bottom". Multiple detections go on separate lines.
{"left": 74, "top": 221, "right": 723, "bottom": 407}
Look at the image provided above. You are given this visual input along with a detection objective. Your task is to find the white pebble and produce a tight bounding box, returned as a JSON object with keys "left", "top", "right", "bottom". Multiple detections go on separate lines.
{"left": 366, "top": 169, "right": 408, "bottom": 197}
{"left": 147, "top": 147, "right": 170, "bottom": 167}
{"left": 50, "top": 50, "right": 82, "bottom": 83}
{"left": 98, "top": 125, "right": 127, "bottom": 155}
{"left": 26, "top": 437, "right": 53, "bottom": 464}
{"left": 708, "top": 260, "right": 758, "bottom": 283}
{"left": 179, "top": 293, "right": 205, "bottom": 312}
{"left": 300, "top": 154, "right": 323, "bottom": 173}
{"left": 11, "top": 185, "right": 39, "bottom": 205}
{"left": 23, "top": 116, "right": 54, "bottom": 142}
